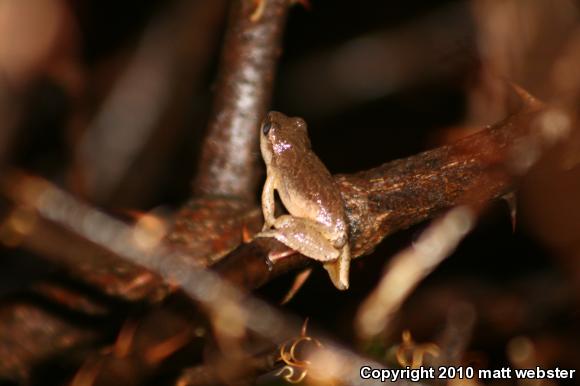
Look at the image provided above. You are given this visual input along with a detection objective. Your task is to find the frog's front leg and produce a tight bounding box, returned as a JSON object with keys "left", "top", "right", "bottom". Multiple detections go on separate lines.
{"left": 261, "top": 174, "right": 277, "bottom": 230}
{"left": 258, "top": 215, "right": 340, "bottom": 262}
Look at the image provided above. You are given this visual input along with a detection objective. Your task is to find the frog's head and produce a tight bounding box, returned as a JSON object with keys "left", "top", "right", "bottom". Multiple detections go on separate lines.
{"left": 260, "top": 111, "right": 311, "bottom": 164}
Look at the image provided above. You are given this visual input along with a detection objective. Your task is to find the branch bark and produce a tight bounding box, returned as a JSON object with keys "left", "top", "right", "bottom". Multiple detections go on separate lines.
{"left": 214, "top": 105, "right": 542, "bottom": 289}
{"left": 193, "top": 0, "right": 291, "bottom": 200}
{"left": 1, "top": 106, "right": 541, "bottom": 298}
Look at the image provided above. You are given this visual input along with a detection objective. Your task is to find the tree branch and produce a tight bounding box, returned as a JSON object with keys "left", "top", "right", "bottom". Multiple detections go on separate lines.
{"left": 214, "top": 105, "right": 542, "bottom": 289}
{"left": 193, "top": 0, "right": 291, "bottom": 200}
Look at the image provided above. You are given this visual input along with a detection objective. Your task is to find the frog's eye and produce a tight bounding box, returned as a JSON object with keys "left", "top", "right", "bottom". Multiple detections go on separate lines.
{"left": 262, "top": 120, "right": 272, "bottom": 135}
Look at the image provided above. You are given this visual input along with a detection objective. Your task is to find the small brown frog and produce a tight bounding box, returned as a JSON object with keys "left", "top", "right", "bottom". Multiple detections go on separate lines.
{"left": 257, "top": 111, "right": 351, "bottom": 290}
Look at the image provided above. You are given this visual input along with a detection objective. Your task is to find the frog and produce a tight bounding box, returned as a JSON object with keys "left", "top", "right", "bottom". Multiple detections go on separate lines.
{"left": 256, "top": 111, "right": 351, "bottom": 290}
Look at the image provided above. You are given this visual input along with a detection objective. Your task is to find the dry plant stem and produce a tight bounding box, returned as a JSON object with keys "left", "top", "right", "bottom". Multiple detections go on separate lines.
{"left": 2, "top": 175, "right": 427, "bottom": 386}
{"left": 355, "top": 206, "right": 477, "bottom": 339}
{"left": 0, "top": 107, "right": 538, "bottom": 303}
{"left": 13, "top": 214, "right": 170, "bottom": 301}
{"left": 2, "top": 198, "right": 261, "bottom": 302}
{"left": 166, "top": 197, "right": 263, "bottom": 267}
{"left": 194, "top": 0, "right": 291, "bottom": 200}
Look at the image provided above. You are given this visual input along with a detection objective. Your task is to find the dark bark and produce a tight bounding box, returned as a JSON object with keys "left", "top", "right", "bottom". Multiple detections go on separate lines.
{"left": 194, "top": 0, "right": 291, "bottom": 200}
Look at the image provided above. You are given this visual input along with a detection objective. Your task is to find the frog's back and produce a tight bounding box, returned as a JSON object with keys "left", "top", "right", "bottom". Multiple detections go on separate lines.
{"left": 277, "top": 150, "right": 346, "bottom": 229}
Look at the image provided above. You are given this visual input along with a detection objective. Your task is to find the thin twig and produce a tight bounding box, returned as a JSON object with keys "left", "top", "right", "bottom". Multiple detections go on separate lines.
{"left": 355, "top": 206, "right": 476, "bottom": 339}
{"left": 2, "top": 173, "right": 426, "bottom": 386}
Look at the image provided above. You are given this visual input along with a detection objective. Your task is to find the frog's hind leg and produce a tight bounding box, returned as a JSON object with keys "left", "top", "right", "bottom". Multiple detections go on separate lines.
{"left": 323, "top": 243, "right": 350, "bottom": 290}
{"left": 257, "top": 215, "right": 340, "bottom": 262}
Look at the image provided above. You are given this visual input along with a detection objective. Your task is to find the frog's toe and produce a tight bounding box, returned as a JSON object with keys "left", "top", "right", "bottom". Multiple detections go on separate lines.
{"left": 323, "top": 260, "right": 349, "bottom": 290}
{"left": 323, "top": 244, "right": 350, "bottom": 290}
